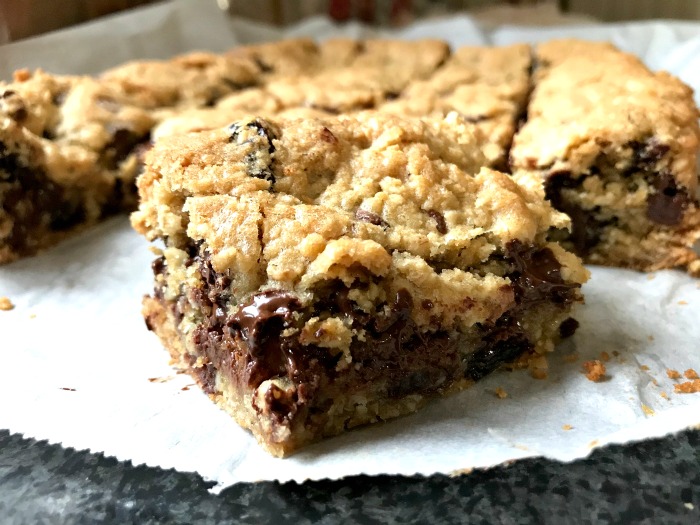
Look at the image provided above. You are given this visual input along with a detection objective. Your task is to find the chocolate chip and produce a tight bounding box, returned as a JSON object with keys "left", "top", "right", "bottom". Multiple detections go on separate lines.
{"left": 462, "top": 114, "right": 488, "bottom": 124}
{"left": 466, "top": 327, "right": 531, "bottom": 381}
{"left": 355, "top": 209, "right": 389, "bottom": 229}
{"left": 320, "top": 127, "right": 337, "bottom": 144}
{"left": 634, "top": 138, "right": 670, "bottom": 168}
{"left": 228, "top": 291, "right": 301, "bottom": 356}
{"left": 0, "top": 90, "right": 28, "bottom": 122}
{"left": 52, "top": 90, "right": 67, "bottom": 106}
{"left": 253, "top": 56, "right": 273, "bottom": 73}
{"left": 426, "top": 209, "right": 447, "bottom": 234}
{"left": 49, "top": 201, "right": 85, "bottom": 231}
{"left": 545, "top": 172, "right": 607, "bottom": 256}
{"left": 151, "top": 256, "right": 166, "bottom": 277}
{"left": 103, "top": 128, "right": 148, "bottom": 170}
{"left": 229, "top": 119, "right": 277, "bottom": 184}
{"left": 558, "top": 317, "right": 579, "bottom": 338}
{"left": 646, "top": 172, "right": 691, "bottom": 226}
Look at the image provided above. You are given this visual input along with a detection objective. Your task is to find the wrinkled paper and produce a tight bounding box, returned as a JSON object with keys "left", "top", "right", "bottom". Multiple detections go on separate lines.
{"left": 1, "top": 0, "right": 699, "bottom": 491}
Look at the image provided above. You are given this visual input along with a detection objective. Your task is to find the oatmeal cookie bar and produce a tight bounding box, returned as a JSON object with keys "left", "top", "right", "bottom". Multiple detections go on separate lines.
{"left": 0, "top": 70, "right": 154, "bottom": 263}
{"left": 510, "top": 40, "right": 700, "bottom": 273}
{"left": 133, "top": 113, "right": 588, "bottom": 456}
{"left": 381, "top": 44, "right": 532, "bottom": 170}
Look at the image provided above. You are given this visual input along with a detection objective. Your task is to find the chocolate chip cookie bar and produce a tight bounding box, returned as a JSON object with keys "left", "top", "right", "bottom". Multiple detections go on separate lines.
{"left": 510, "top": 40, "right": 700, "bottom": 273}
{"left": 380, "top": 44, "right": 532, "bottom": 170}
{"left": 132, "top": 113, "right": 588, "bottom": 456}
{"left": 100, "top": 51, "right": 260, "bottom": 109}
{"left": 0, "top": 70, "right": 155, "bottom": 263}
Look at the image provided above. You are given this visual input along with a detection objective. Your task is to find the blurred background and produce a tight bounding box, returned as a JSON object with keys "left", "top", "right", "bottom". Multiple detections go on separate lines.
{"left": 2, "top": 0, "right": 700, "bottom": 42}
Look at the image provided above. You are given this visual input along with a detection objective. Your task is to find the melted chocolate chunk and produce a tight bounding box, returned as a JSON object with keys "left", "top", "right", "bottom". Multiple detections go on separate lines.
{"left": 355, "top": 209, "right": 389, "bottom": 229}
{"left": 646, "top": 172, "right": 691, "bottom": 226}
{"left": 228, "top": 291, "right": 301, "bottom": 356}
{"left": 506, "top": 240, "right": 578, "bottom": 306}
{"left": 426, "top": 209, "right": 447, "bottom": 234}
{"left": 545, "top": 171, "right": 607, "bottom": 256}
{"left": 261, "top": 384, "right": 299, "bottom": 423}
{"left": 466, "top": 321, "right": 531, "bottom": 381}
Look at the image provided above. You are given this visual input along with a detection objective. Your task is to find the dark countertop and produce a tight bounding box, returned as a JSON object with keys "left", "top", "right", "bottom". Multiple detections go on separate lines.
{"left": 1, "top": 428, "right": 699, "bottom": 524}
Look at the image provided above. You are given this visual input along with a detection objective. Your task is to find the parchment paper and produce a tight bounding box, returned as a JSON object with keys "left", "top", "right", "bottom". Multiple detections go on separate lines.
{"left": 1, "top": 0, "right": 699, "bottom": 491}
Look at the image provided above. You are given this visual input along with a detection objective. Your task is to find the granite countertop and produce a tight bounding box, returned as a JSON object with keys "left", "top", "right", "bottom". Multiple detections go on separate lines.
{"left": 1, "top": 428, "right": 698, "bottom": 524}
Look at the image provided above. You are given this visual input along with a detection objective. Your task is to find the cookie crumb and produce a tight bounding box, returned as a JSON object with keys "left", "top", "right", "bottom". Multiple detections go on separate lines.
{"left": 562, "top": 424, "right": 573, "bottom": 431}
{"left": 666, "top": 369, "right": 681, "bottom": 380}
{"left": 494, "top": 387, "right": 508, "bottom": 399}
{"left": 640, "top": 365, "right": 650, "bottom": 371}
{"left": 582, "top": 360, "right": 607, "bottom": 382}
{"left": 641, "top": 404, "right": 655, "bottom": 416}
{"left": 674, "top": 380, "right": 700, "bottom": 394}
{"left": 599, "top": 351, "right": 610, "bottom": 362}
{"left": 531, "top": 369, "right": 548, "bottom": 380}
{"left": 678, "top": 300, "right": 688, "bottom": 305}
{"left": 647, "top": 335, "right": 654, "bottom": 342}
{"left": 612, "top": 350, "right": 620, "bottom": 357}
{"left": 148, "top": 376, "right": 173, "bottom": 383}
{"left": 0, "top": 297, "right": 14, "bottom": 311}
{"left": 660, "top": 391, "right": 668, "bottom": 400}
{"left": 529, "top": 355, "right": 548, "bottom": 379}
{"left": 683, "top": 369, "right": 699, "bottom": 380}
{"left": 646, "top": 274, "right": 656, "bottom": 280}
{"left": 564, "top": 352, "right": 579, "bottom": 363}
{"left": 588, "top": 439, "right": 599, "bottom": 448}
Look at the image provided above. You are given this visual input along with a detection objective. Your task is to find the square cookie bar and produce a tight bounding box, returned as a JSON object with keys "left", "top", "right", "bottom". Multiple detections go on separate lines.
{"left": 133, "top": 113, "right": 588, "bottom": 456}
{"left": 510, "top": 40, "right": 700, "bottom": 273}
{"left": 0, "top": 70, "right": 155, "bottom": 263}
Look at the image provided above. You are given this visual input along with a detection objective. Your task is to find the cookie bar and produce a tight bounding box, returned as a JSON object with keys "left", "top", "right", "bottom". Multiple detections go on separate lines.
{"left": 152, "top": 41, "right": 529, "bottom": 172}
{"left": 0, "top": 70, "right": 154, "bottom": 263}
{"left": 100, "top": 51, "right": 261, "bottom": 109}
{"left": 510, "top": 40, "right": 700, "bottom": 272}
{"left": 380, "top": 44, "right": 532, "bottom": 170}
{"left": 264, "top": 39, "right": 450, "bottom": 114}
{"left": 132, "top": 113, "right": 588, "bottom": 456}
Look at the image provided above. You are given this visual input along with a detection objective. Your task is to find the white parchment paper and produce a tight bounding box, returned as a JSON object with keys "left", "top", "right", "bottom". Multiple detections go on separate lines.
{"left": 1, "top": 0, "right": 699, "bottom": 491}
